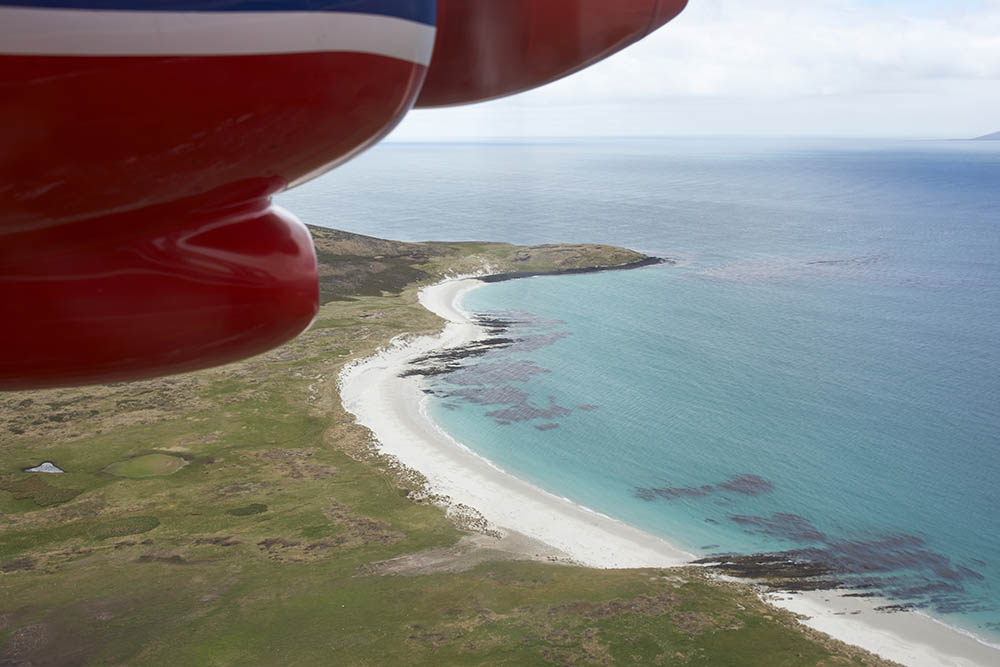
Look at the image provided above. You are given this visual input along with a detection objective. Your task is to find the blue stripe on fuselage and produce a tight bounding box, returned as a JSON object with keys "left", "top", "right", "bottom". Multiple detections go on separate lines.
{"left": 0, "top": 1, "right": 435, "bottom": 25}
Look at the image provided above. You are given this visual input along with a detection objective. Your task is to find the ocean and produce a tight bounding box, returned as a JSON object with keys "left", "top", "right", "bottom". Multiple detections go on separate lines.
{"left": 278, "top": 137, "right": 1000, "bottom": 643}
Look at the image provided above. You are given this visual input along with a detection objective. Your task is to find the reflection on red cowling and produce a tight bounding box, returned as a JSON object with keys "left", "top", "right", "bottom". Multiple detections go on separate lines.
{"left": 416, "top": 0, "right": 688, "bottom": 107}
{"left": 0, "top": 178, "right": 319, "bottom": 390}
{"left": 0, "top": 1, "right": 690, "bottom": 390}
{"left": 0, "top": 51, "right": 427, "bottom": 389}
{"left": 0, "top": 53, "right": 427, "bottom": 233}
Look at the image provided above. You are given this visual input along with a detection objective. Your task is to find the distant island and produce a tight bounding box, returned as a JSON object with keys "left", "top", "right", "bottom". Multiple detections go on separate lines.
{"left": 973, "top": 131, "right": 1000, "bottom": 140}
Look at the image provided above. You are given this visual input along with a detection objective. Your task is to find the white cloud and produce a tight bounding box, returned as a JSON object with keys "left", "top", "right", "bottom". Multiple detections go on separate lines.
{"left": 390, "top": 0, "right": 1000, "bottom": 138}
{"left": 503, "top": 0, "right": 1000, "bottom": 100}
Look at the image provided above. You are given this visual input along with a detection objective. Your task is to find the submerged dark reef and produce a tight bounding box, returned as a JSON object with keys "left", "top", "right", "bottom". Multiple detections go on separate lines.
{"left": 635, "top": 474, "right": 775, "bottom": 501}
{"left": 400, "top": 308, "right": 992, "bottom": 622}
{"left": 401, "top": 311, "right": 582, "bottom": 428}
{"left": 639, "top": 478, "right": 988, "bottom": 615}
{"left": 694, "top": 511, "right": 988, "bottom": 615}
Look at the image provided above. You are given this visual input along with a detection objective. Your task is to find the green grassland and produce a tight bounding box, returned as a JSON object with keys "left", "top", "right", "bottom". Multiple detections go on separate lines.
{"left": 105, "top": 454, "right": 188, "bottom": 479}
{"left": 0, "top": 227, "right": 894, "bottom": 665}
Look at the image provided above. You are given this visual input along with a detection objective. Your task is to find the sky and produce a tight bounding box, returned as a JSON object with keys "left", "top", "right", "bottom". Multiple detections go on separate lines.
{"left": 390, "top": 0, "right": 1000, "bottom": 139}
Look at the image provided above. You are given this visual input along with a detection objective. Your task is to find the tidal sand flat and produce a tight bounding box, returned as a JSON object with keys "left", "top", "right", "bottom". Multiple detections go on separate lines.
{"left": 340, "top": 277, "right": 693, "bottom": 569}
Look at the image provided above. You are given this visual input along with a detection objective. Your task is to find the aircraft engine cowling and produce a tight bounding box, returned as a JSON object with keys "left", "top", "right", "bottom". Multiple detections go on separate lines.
{"left": 415, "top": 0, "right": 688, "bottom": 107}
{"left": 0, "top": 0, "right": 690, "bottom": 390}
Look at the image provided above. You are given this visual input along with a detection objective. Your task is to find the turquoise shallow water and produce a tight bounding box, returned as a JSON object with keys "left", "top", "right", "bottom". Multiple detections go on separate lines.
{"left": 279, "top": 137, "right": 1000, "bottom": 641}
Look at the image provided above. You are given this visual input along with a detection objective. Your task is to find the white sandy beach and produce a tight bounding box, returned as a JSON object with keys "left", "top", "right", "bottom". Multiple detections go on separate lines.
{"left": 340, "top": 276, "right": 1000, "bottom": 667}
{"left": 340, "top": 277, "right": 692, "bottom": 569}
{"left": 768, "top": 589, "right": 1000, "bottom": 667}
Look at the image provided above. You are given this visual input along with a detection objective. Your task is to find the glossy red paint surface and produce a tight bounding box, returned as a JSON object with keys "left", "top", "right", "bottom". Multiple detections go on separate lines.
{"left": 1, "top": 2, "right": 692, "bottom": 390}
{"left": 416, "top": 0, "right": 688, "bottom": 107}
{"left": 0, "top": 178, "right": 319, "bottom": 389}
{"left": 0, "top": 53, "right": 427, "bottom": 234}
{"left": 0, "top": 52, "right": 426, "bottom": 389}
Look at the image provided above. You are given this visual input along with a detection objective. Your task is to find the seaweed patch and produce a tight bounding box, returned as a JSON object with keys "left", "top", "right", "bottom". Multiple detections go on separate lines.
{"left": 635, "top": 474, "right": 775, "bottom": 503}
{"left": 729, "top": 513, "right": 827, "bottom": 543}
{"left": 404, "top": 311, "right": 587, "bottom": 429}
{"left": 718, "top": 475, "right": 774, "bottom": 495}
{"left": 696, "top": 530, "right": 989, "bottom": 615}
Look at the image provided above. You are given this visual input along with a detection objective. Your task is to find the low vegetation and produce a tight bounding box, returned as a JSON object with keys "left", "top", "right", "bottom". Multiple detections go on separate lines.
{"left": 105, "top": 453, "right": 188, "bottom": 479}
{"left": 0, "top": 226, "right": 894, "bottom": 665}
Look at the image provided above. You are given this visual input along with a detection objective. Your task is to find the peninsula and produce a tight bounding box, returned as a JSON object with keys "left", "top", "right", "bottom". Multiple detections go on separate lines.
{"left": 973, "top": 131, "right": 1000, "bottom": 140}
{"left": 0, "top": 226, "right": 894, "bottom": 665}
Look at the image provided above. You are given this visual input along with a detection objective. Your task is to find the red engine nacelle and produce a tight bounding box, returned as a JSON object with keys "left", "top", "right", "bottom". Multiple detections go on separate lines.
{"left": 418, "top": 0, "right": 688, "bottom": 107}
{"left": 0, "top": 0, "right": 688, "bottom": 390}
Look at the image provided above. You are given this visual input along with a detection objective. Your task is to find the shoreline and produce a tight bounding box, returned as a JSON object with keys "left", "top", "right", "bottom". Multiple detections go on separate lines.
{"left": 340, "top": 276, "right": 692, "bottom": 569}
{"left": 767, "top": 589, "right": 1000, "bottom": 667}
{"left": 340, "top": 275, "right": 1000, "bottom": 667}
{"left": 479, "top": 256, "right": 669, "bottom": 283}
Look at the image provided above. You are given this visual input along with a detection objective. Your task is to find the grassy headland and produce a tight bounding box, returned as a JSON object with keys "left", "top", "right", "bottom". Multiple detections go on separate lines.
{"left": 0, "top": 226, "right": 894, "bottom": 665}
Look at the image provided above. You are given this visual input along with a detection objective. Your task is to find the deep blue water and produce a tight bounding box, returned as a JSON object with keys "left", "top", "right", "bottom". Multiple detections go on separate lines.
{"left": 279, "top": 137, "right": 1000, "bottom": 642}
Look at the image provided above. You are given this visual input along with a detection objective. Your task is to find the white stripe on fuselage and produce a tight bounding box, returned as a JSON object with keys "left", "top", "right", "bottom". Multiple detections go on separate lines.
{"left": 0, "top": 7, "right": 436, "bottom": 65}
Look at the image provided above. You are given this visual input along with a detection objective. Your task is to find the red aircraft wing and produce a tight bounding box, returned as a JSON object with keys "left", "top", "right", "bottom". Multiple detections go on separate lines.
{"left": 0, "top": 1, "right": 688, "bottom": 390}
